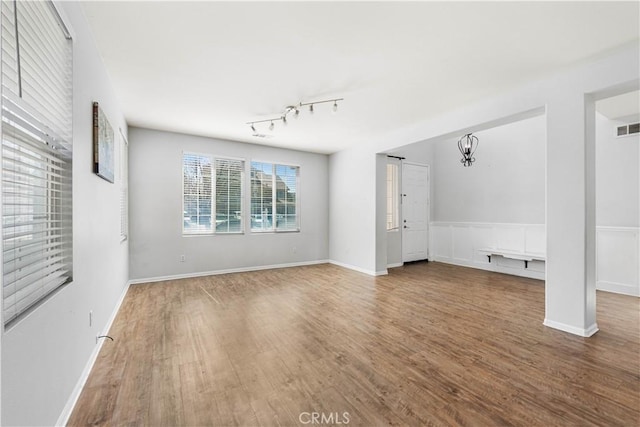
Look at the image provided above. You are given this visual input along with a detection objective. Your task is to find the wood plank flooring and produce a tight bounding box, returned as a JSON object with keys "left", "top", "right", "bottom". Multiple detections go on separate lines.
{"left": 68, "top": 262, "right": 640, "bottom": 426}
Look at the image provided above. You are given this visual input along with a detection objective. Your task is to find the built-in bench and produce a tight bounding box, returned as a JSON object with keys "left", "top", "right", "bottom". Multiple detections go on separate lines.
{"left": 478, "top": 248, "right": 546, "bottom": 269}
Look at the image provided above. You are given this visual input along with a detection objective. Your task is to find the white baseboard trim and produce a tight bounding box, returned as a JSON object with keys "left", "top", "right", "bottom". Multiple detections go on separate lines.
{"left": 56, "top": 280, "right": 131, "bottom": 426}
{"left": 597, "top": 281, "right": 640, "bottom": 297}
{"left": 543, "top": 318, "right": 599, "bottom": 337}
{"left": 431, "top": 257, "right": 545, "bottom": 281}
{"left": 387, "top": 262, "right": 403, "bottom": 269}
{"left": 328, "top": 260, "right": 385, "bottom": 276}
{"left": 129, "top": 259, "right": 331, "bottom": 285}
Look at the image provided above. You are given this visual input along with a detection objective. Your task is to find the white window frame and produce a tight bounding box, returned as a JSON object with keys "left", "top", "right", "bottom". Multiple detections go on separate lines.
{"left": 386, "top": 162, "right": 400, "bottom": 231}
{"left": 250, "top": 160, "right": 300, "bottom": 233}
{"left": 182, "top": 152, "right": 245, "bottom": 236}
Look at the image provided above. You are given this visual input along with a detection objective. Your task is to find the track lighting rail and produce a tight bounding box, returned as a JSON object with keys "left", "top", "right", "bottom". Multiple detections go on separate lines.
{"left": 247, "top": 98, "right": 344, "bottom": 133}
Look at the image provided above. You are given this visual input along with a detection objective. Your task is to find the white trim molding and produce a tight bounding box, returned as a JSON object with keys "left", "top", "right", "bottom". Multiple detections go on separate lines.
{"left": 543, "top": 319, "right": 599, "bottom": 337}
{"left": 329, "top": 260, "right": 387, "bottom": 277}
{"left": 595, "top": 226, "right": 639, "bottom": 297}
{"left": 56, "top": 280, "right": 131, "bottom": 426}
{"left": 129, "top": 259, "right": 331, "bottom": 285}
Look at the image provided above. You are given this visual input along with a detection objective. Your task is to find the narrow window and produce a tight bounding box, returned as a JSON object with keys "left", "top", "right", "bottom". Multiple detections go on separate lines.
{"left": 387, "top": 163, "right": 399, "bottom": 230}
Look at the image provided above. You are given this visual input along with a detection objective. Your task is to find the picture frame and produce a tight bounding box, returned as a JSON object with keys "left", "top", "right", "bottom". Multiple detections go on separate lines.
{"left": 93, "top": 101, "right": 115, "bottom": 183}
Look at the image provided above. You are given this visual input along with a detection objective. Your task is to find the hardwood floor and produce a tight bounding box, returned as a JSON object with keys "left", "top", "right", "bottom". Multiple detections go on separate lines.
{"left": 68, "top": 262, "right": 640, "bottom": 426}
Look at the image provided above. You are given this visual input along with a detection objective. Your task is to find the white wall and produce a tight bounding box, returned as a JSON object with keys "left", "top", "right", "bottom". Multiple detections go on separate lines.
{"left": 431, "top": 115, "right": 546, "bottom": 224}
{"left": 329, "top": 43, "right": 638, "bottom": 336}
{"left": 594, "top": 111, "right": 640, "bottom": 295}
{"left": 596, "top": 112, "right": 639, "bottom": 227}
{"left": 1, "top": 3, "right": 129, "bottom": 426}
{"left": 128, "top": 127, "right": 329, "bottom": 281}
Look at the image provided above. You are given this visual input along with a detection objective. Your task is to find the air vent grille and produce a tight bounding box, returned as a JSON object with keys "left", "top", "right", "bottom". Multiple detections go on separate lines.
{"left": 616, "top": 122, "right": 640, "bottom": 138}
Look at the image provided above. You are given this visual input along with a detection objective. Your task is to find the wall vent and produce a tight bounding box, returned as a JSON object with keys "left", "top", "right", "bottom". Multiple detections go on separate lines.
{"left": 616, "top": 122, "right": 640, "bottom": 138}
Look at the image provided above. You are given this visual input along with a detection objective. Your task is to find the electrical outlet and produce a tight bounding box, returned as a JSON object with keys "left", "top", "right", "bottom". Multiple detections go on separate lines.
{"left": 292, "top": 246, "right": 297, "bottom": 254}
{"left": 180, "top": 254, "right": 186, "bottom": 262}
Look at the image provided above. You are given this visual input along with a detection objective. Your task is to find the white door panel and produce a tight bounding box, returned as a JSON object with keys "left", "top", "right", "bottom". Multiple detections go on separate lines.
{"left": 402, "top": 163, "right": 429, "bottom": 262}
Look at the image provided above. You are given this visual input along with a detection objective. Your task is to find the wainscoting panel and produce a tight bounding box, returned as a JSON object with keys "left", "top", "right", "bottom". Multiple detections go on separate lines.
{"left": 596, "top": 227, "right": 640, "bottom": 296}
{"left": 430, "top": 222, "right": 640, "bottom": 296}
{"left": 430, "top": 222, "right": 545, "bottom": 280}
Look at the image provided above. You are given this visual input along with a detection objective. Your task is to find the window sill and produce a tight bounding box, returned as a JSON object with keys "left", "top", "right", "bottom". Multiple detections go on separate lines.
{"left": 182, "top": 232, "right": 245, "bottom": 237}
{"left": 250, "top": 229, "right": 301, "bottom": 234}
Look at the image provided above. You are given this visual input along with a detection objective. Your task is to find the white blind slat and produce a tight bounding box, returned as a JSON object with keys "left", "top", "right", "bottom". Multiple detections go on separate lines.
{"left": 2, "top": 0, "right": 73, "bottom": 327}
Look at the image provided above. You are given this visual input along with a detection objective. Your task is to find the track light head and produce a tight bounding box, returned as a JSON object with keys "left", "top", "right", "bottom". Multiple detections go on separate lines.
{"left": 250, "top": 123, "right": 256, "bottom": 132}
{"left": 309, "top": 104, "right": 314, "bottom": 114}
{"left": 332, "top": 100, "right": 338, "bottom": 113}
{"left": 295, "top": 108, "right": 299, "bottom": 117}
{"left": 282, "top": 115, "right": 287, "bottom": 125}
{"left": 269, "top": 121, "right": 274, "bottom": 131}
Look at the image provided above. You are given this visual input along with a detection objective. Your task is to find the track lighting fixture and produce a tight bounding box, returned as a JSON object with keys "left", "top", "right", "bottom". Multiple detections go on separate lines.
{"left": 246, "top": 97, "right": 343, "bottom": 134}
{"left": 458, "top": 133, "right": 479, "bottom": 167}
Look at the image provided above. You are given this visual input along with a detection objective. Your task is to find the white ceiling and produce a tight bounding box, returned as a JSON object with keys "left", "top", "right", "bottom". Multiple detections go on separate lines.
{"left": 80, "top": 1, "right": 640, "bottom": 154}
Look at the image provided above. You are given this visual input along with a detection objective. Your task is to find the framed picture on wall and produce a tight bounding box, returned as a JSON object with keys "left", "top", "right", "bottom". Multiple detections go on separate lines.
{"left": 93, "top": 101, "right": 115, "bottom": 183}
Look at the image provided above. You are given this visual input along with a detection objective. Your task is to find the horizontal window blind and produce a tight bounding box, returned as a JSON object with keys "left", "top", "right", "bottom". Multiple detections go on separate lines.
{"left": 183, "top": 153, "right": 244, "bottom": 235}
{"left": 214, "top": 158, "right": 243, "bottom": 233}
{"left": 386, "top": 163, "right": 399, "bottom": 230}
{"left": 250, "top": 161, "right": 299, "bottom": 232}
{"left": 183, "top": 153, "right": 212, "bottom": 234}
{"left": 274, "top": 164, "right": 298, "bottom": 231}
{"left": 2, "top": 0, "right": 73, "bottom": 326}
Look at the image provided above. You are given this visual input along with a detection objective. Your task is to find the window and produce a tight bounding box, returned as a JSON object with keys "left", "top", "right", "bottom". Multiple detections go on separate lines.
{"left": 182, "top": 153, "right": 244, "bottom": 234}
{"left": 120, "top": 132, "right": 128, "bottom": 241}
{"left": 251, "top": 161, "right": 299, "bottom": 232}
{"left": 386, "top": 163, "right": 399, "bottom": 230}
{"left": 1, "top": 1, "right": 73, "bottom": 326}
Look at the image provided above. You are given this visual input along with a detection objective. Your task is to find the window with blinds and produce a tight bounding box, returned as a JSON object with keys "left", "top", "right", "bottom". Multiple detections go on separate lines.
{"left": 183, "top": 153, "right": 244, "bottom": 234}
{"left": 1, "top": 0, "right": 73, "bottom": 326}
{"left": 386, "top": 163, "right": 399, "bottom": 230}
{"left": 250, "top": 161, "right": 299, "bottom": 232}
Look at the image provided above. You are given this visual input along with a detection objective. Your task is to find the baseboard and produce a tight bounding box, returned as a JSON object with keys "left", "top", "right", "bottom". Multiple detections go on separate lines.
{"left": 387, "top": 262, "right": 403, "bottom": 269}
{"left": 431, "top": 256, "right": 545, "bottom": 281}
{"left": 129, "top": 259, "right": 331, "bottom": 285}
{"left": 597, "top": 281, "right": 640, "bottom": 297}
{"left": 543, "top": 318, "right": 599, "bottom": 337}
{"left": 55, "top": 280, "right": 131, "bottom": 426}
{"left": 328, "top": 260, "right": 385, "bottom": 276}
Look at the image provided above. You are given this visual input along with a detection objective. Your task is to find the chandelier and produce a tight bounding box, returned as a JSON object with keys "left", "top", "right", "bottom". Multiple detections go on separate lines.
{"left": 458, "top": 133, "right": 479, "bottom": 167}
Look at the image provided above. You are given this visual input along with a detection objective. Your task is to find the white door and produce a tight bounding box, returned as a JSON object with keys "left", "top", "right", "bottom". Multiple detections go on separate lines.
{"left": 402, "top": 163, "right": 429, "bottom": 262}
